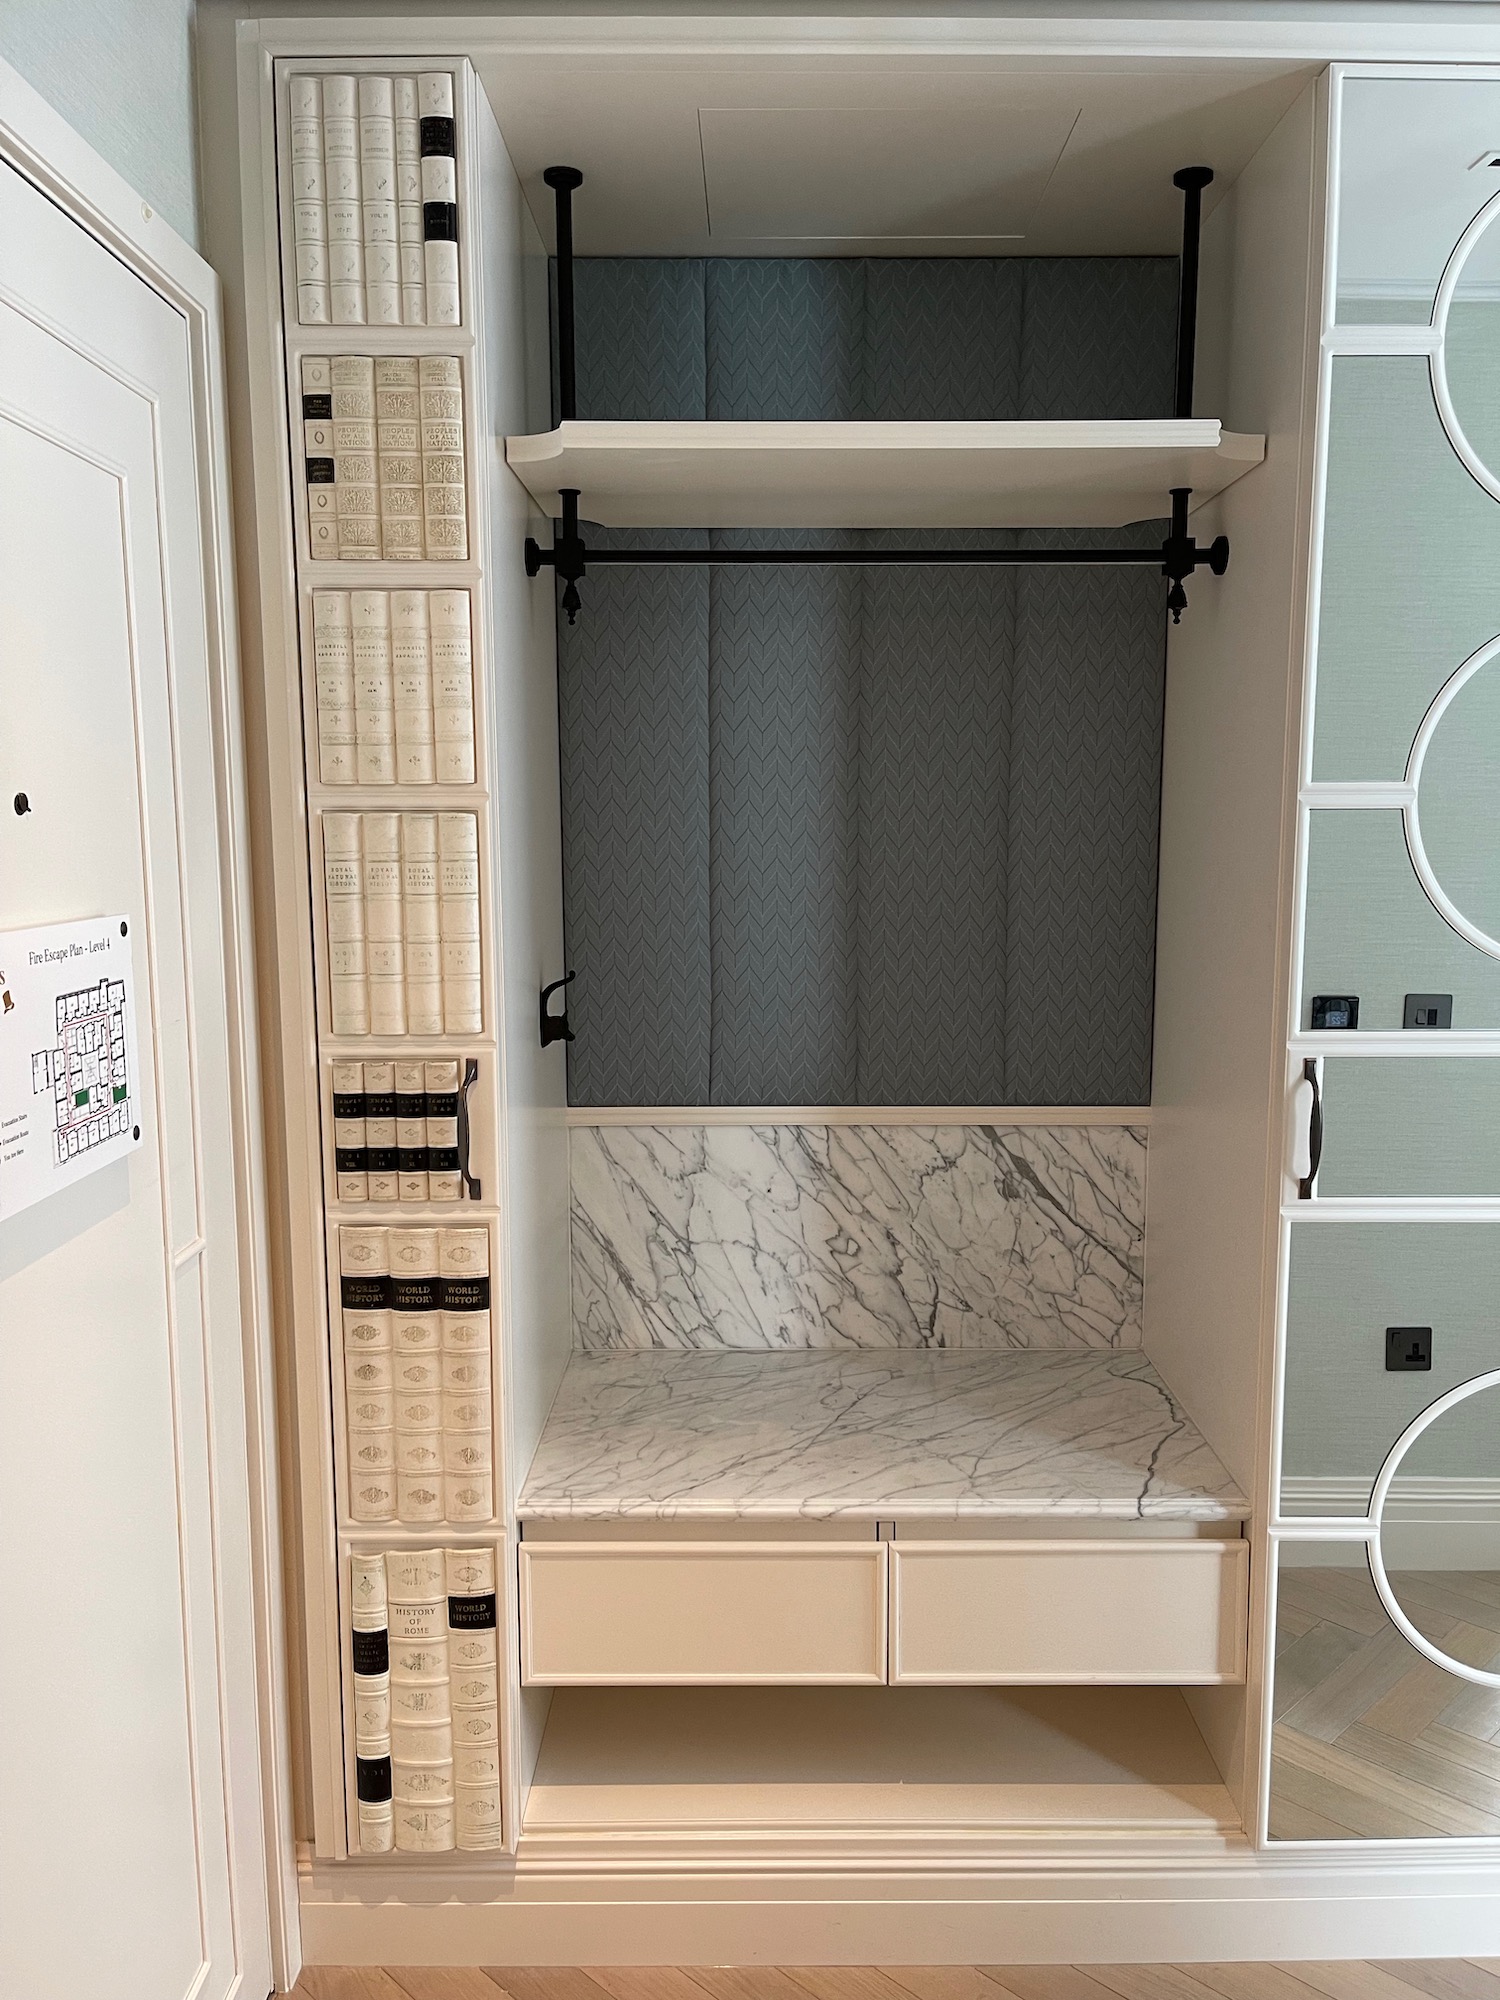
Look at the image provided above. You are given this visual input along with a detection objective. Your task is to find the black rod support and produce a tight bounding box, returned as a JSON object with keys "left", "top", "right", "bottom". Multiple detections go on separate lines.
{"left": 544, "top": 164, "right": 584, "bottom": 422}
{"left": 1172, "top": 166, "right": 1213, "bottom": 421}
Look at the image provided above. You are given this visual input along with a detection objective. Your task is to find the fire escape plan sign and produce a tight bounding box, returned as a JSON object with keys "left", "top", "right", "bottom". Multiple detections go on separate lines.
{"left": 0, "top": 916, "right": 142, "bottom": 1222}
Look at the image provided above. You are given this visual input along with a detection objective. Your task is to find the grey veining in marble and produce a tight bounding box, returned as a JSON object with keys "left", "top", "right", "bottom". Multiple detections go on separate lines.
{"left": 570, "top": 1124, "right": 1144, "bottom": 1351}
{"left": 518, "top": 1348, "right": 1247, "bottom": 1520}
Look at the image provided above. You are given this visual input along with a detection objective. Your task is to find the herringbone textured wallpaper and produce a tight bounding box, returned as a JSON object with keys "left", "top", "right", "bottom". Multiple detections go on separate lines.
{"left": 558, "top": 258, "right": 1174, "bottom": 1106}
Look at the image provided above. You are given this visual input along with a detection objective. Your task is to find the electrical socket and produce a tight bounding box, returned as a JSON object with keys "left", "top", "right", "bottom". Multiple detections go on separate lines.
{"left": 1386, "top": 1325, "right": 1433, "bottom": 1371}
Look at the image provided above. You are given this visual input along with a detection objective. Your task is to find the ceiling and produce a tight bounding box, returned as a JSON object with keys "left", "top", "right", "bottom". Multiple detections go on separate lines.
{"left": 474, "top": 53, "right": 1319, "bottom": 257}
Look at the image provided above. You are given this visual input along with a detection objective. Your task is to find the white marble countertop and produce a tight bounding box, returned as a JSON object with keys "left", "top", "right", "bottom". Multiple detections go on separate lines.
{"left": 518, "top": 1349, "right": 1248, "bottom": 1522}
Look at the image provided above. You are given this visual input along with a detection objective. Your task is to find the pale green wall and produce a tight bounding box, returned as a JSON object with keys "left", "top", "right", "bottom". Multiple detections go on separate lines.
{"left": 0, "top": 0, "right": 199, "bottom": 243}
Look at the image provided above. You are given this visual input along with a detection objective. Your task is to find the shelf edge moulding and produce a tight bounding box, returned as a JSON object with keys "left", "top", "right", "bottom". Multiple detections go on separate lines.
{"left": 504, "top": 418, "right": 1266, "bottom": 531}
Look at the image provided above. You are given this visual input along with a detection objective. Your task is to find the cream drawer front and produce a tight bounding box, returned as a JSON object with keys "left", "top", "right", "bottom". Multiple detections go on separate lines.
{"left": 520, "top": 1541, "right": 888, "bottom": 1685}
{"left": 890, "top": 1539, "right": 1248, "bottom": 1685}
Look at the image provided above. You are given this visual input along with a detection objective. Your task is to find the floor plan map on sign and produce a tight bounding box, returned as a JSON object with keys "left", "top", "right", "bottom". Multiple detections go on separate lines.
{"left": 0, "top": 916, "right": 141, "bottom": 1222}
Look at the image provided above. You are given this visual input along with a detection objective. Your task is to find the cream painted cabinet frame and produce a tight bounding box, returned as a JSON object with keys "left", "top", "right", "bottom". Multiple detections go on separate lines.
{"left": 0, "top": 51, "right": 293, "bottom": 1998}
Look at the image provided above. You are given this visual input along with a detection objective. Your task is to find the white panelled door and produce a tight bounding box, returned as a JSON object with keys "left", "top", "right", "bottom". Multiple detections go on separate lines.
{"left": 0, "top": 164, "right": 271, "bottom": 1999}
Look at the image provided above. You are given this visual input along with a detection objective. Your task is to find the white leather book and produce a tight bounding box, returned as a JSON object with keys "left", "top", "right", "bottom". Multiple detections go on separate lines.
{"left": 394, "top": 1059, "right": 429, "bottom": 1202}
{"left": 453, "top": 1740, "right": 500, "bottom": 1787}
{"left": 392, "top": 1684, "right": 452, "bottom": 1726}
{"left": 330, "top": 356, "right": 378, "bottom": 558}
{"left": 361, "top": 812, "right": 407, "bottom": 1036}
{"left": 445, "top": 1542, "right": 500, "bottom": 1845}
{"left": 429, "top": 590, "right": 475, "bottom": 785}
{"left": 322, "top": 813, "right": 369, "bottom": 1034}
{"left": 418, "top": 357, "right": 467, "bottom": 559}
{"left": 332, "top": 1058, "right": 368, "bottom": 1201}
{"left": 400, "top": 813, "right": 443, "bottom": 1035}
{"left": 351, "top": 590, "right": 395, "bottom": 784}
{"left": 391, "top": 590, "right": 435, "bottom": 784}
{"left": 425, "top": 1059, "right": 461, "bottom": 1201}
{"left": 350, "top": 1550, "right": 393, "bottom": 1848}
{"left": 438, "top": 813, "right": 482, "bottom": 1032}
{"left": 340, "top": 1225, "right": 395, "bottom": 1518}
{"left": 441, "top": 1345, "right": 489, "bottom": 1395}
{"left": 288, "top": 76, "right": 331, "bottom": 323}
{"left": 312, "top": 590, "right": 356, "bottom": 784}
{"left": 320, "top": 76, "right": 366, "bottom": 323}
{"left": 417, "top": 73, "right": 459, "bottom": 327}
{"left": 386, "top": 1546, "right": 445, "bottom": 1604}
{"left": 300, "top": 357, "right": 338, "bottom": 560}
{"left": 357, "top": 75, "right": 401, "bottom": 326}
{"left": 372, "top": 356, "right": 422, "bottom": 561}
{"left": 394, "top": 77, "right": 426, "bottom": 325}
{"left": 340, "top": 1225, "right": 392, "bottom": 1353}
{"left": 362, "top": 1059, "right": 398, "bottom": 1201}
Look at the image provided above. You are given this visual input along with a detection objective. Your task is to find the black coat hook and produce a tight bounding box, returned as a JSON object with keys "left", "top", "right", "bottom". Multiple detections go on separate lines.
{"left": 540, "top": 970, "right": 576, "bottom": 1048}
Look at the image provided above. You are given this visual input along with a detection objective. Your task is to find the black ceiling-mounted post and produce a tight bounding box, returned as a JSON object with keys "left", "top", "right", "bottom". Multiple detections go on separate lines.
{"left": 544, "top": 165, "right": 584, "bottom": 422}
{"left": 1172, "top": 166, "right": 1213, "bottom": 421}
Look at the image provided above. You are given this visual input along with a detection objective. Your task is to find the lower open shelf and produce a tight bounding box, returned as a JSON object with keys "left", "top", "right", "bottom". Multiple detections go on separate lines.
{"left": 521, "top": 1685, "right": 1240, "bottom": 1846}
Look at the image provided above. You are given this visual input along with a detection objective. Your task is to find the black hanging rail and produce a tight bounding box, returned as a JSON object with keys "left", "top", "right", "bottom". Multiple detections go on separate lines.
{"left": 526, "top": 164, "right": 1229, "bottom": 625}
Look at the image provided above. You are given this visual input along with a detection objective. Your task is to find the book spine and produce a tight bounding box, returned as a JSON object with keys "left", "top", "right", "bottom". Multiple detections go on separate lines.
{"left": 394, "top": 77, "right": 426, "bottom": 326}
{"left": 350, "top": 1551, "right": 393, "bottom": 1851}
{"left": 362, "top": 812, "right": 407, "bottom": 1036}
{"left": 322, "top": 813, "right": 369, "bottom": 1034}
{"left": 419, "top": 73, "right": 460, "bottom": 327}
{"left": 351, "top": 590, "right": 395, "bottom": 784}
{"left": 374, "top": 357, "right": 423, "bottom": 562}
{"left": 418, "top": 356, "right": 468, "bottom": 561}
{"left": 401, "top": 812, "right": 444, "bottom": 1035}
{"left": 312, "top": 589, "right": 356, "bottom": 782}
{"left": 357, "top": 74, "right": 401, "bottom": 326}
{"left": 386, "top": 1546, "right": 455, "bottom": 1851}
{"left": 321, "top": 75, "right": 366, "bottom": 325}
{"left": 429, "top": 590, "right": 475, "bottom": 785}
{"left": 332, "top": 1058, "right": 368, "bottom": 1201}
{"left": 301, "top": 356, "right": 338, "bottom": 560}
{"left": 391, "top": 590, "right": 435, "bottom": 784}
{"left": 446, "top": 1546, "right": 501, "bottom": 1849}
{"left": 438, "top": 813, "right": 482, "bottom": 1033}
{"left": 363, "top": 1060, "right": 398, "bottom": 1202}
{"left": 394, "top": 1060, "right": 429, "bottom": 1201}
{"left": 390, "top": 1227, "right": 443, "bottom": 1520}
{"left": 288, "top": 76, "right": 331, "bottom": 324}
{"left": 330, "top": 355, "right": 378, "bottom": 560}
{"left": 341, "top": 1228, "right": 396, "bottom": 1523}
{"left": 440, "top": 1228, "right": 492, "bottom": 1524}
{"left": 425, "top": 1059, "right": 461, "bottom": 1201}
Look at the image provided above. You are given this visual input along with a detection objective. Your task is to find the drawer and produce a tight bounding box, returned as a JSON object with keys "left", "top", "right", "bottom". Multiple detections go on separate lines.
{"left": 889, "top": 1538, "right": 1248, "bottom": 1685}
{"left": 520, "top": 1540, "right": 887, "bottom": 1685}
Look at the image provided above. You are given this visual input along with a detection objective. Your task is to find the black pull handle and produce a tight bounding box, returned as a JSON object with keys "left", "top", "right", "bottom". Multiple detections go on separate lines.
{"left": 541, "top": 970, "right": 575, "bottom": 1048}
{"left": 1297, "top": 1056, "right": 1323, "bottom": 1200}
{"left": 457, "top": 1056, "right": 481, "bottom": 1201}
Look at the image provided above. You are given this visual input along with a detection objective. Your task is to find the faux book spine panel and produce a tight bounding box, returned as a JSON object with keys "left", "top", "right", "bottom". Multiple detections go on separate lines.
{"left": 301, "top": 354, "right": 468, "bottom": 561}
{"left": 348, "top": 1545, "right": 501, "bottom": 1853}
{"left": 341, "top": 1224, "right": 493, "bottom": 1525}
{"left": 321, "top": 810, "right": 481, "bottom": 1035}
{"left": 288, "top": 71, "right": 459, "bottom": 327}
{"left": 332, "top": 1056, "right": 468, "bottom": 1203}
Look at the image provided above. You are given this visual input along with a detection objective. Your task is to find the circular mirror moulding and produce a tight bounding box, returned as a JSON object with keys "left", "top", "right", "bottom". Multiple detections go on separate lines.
{"left": 1430, "top": 185, "right": 1500, "bottom": 502}
{"left": 1405, "top": 633, "right": 1500, "bottom": 961}
{"left": 1366, "top": 1367, "right": 1500, "bottom": 1686}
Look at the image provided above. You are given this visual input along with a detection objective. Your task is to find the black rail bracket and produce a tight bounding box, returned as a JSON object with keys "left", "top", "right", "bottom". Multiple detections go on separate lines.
{"left": 540, "top": 970, "right": 576, "bottom": 1048}
{"left": 1160, "top": 486, "right": 1229, "bottom": 624}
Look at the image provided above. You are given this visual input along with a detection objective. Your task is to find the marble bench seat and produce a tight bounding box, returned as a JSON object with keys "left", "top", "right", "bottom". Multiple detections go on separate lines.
{"left": 517, "top": 1347, "right": 1248, "bottom": 1523}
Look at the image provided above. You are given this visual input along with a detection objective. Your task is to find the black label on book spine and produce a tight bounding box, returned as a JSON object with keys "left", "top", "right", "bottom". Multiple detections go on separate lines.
{"left": 395, "top": 1090, "right": 428, "bottom": 1117}
{"left": 419, "top": 115, "right": 455, "bottom": 157}
{"left": 365, "top": 1090, "right": 396, "bottom": 1119}
{"left": 447, "top": 1591, "right": 497, "bottom": 1631}
{"left": 440, "top": 1276, "right": 490, "bottom": 1312}
{"left": 341, "top": 1275, "right": 391, "bottom": 1310}
{"left": 426, "top": 1092, "right": 458, "bottom": 1119}
{"left": 423, "top": 201, "right": 459, "bottom": 242}
{"left": 397, "top": 1148, "right": 430, "bottom": 1175}
{"left": 365, "top": 1145, "right": 398, "bottom": 1173}
{"left": 428, "top": 1147, "right": 460, "bottom": 1173}
{"left": 335, "top": 1147, "right": 369, "bottom": 1173}
{"left": 391, "top": 1275, "right": 440, "bottom": 1313}
{"left": 306, "top": 456, "right": 336, "bottom": 484}
{"left": 351, "top": 1628, "right": 389, "bottom": 1676}
{"left": 356, "top": 1753, "right": 393, "bottom": 1802}
{"left": 303, "top": 392, "right": 332, "bottom": 419}
{"left": 332, "top": 1091, "right": 365, "bottom": 1119}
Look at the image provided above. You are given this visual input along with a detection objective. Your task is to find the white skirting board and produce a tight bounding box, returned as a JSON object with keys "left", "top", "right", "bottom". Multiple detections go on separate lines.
{"left": 296, "top": 1849, "right": 1500, "bottom": 1964}
{"left": 1279, "top": 1477, "right": 1500, "bottom": 1567}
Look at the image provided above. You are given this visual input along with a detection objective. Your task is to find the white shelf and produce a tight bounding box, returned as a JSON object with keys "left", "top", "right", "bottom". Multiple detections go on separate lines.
{"left": 503, "top": 418, "right": 1266, "bottom": 531}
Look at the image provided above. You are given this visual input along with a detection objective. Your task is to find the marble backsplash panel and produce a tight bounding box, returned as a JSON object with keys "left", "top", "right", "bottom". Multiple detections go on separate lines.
{"left": 570, "top": 1123, "right": 1145, "bottom": 1351}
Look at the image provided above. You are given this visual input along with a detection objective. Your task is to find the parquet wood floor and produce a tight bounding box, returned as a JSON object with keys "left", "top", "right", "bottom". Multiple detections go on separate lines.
{"left": 1270, "top": 1568, "right": 1500, "bottom": 1839}
{"left": 290, "top": 1962, "right": 1500, "bottom": 2000}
